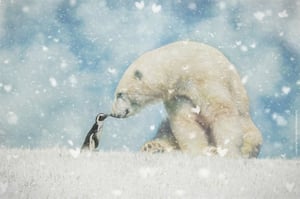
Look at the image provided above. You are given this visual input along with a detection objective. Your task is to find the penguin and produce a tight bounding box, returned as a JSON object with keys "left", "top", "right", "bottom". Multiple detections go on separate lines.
{"left": 81, "top": 113, "right": 108, "bottom": 151}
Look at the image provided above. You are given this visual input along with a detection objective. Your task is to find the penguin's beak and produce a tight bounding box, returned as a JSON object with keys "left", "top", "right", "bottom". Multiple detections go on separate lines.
{"left": 102, "top": 114, "right": 108, "bottom": 120}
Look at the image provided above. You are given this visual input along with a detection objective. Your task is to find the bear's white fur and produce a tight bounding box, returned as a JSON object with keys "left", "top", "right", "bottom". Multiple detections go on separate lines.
{"left": 111, "top": 41, "right": 262, "bottom": 158}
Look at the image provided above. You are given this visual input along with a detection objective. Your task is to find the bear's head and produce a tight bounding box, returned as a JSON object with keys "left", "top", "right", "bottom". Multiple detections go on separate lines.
{"left": 111, "top": 66, "right": 163, "bottom": 118}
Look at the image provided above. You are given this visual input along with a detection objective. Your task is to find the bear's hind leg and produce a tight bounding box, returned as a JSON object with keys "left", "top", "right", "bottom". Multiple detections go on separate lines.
{"left": 212, "top": 113, "right": 244, "bottom": 158}
{"left": 240, "top": 116, "right": 263, "bottom": 158}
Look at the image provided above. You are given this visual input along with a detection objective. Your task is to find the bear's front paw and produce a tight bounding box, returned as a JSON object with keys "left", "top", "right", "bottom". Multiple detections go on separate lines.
{"left": 203, "top": 146, "right": 218, "bottom": 156}
{"left": 141, "top": 140, "right": 176, "bottom": 154}
{"left": 141, "top": 142, "right": 165, "bottom": 153}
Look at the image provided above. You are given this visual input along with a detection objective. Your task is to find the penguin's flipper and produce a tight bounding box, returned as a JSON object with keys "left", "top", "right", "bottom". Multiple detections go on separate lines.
{"left": 81, "top": 123, "right": 98, "bottom": 151}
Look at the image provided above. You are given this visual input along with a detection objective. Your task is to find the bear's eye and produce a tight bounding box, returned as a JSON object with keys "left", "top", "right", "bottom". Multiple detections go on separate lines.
{"left": 116, "top": 92, "right": 123, "bottom": 99}
{"left": 134, "top": 70, "right": 143, "bottom": 80}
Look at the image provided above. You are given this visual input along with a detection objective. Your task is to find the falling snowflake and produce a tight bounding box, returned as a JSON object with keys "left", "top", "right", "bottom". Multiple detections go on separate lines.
{"left": 22, "top": 6, "right": 30, "bottom": 13}
{"left": 168, "top": 89, "right": 175, "bottom": 94}
{"left": 224, "top": 139, "right": 230, "bottom": 145}
{"left": 68, "top": 140, "right": 74, "bottom": 146}
{"left": 150, "top": 125, "right": 155, "bottom": 131}
{"left": 241, "top": 75, "right": 248, "bottom": 84}
{"left": 42, "top": 46, "right": 48, "bottom": 52}
{"left": 188, "top": 132, "right": 197, "bottom": 139}
{"left": 60, "top": 60, "right": 68, "bottom": 68}
{"left": 218, "top": 2, "right": 226, "bottom": 10}
{"left": 108, "top": 67, "right": 117, "bottom": 75}
{"left": 182, "top": 65, "right": 189, "bottom": 71}
{"left": 152, "top": 3, "right": 161, "bottom": 13}
{"left": 254, "top": 11, "right": 265, "bottom": 21}
{"left": 7, "top": 111, "right": 18, "bottom": 125}
{"left": 191, "top": 105, "right": 201, "bottom": 114}
{"left": 272, "top": 113, "right": 288, "bottom": 126}
{"left": 188, "top": 2, "right": 197, "bottom": 10}
{"left": 3, "top": 84, "right": 12, "bottom": 92}
{"left": 49, "top": 77, "right": 58, "bottom": 87}
{"left": 217, "top": 147, "right": 228, "bottom": 157}
{"left": 69, "top": 0, "right": 77, "bottom": 7}
{"left": 135, "top": 1, "right": 144, "bottom": 10}
{"left": 69, "top": 75, "right": 78, "bottom": 87}
{"left": 278, "top": 10, "right": 288, "bottom": 18}
{"left": 250, "top": 43, "right": 257, "bottom": 48}
{"left": 240, "top": 45, "right": 248, "bottom": 52}
{"left": 281, "top": 86, "right": 291, "bottom": 95}
{"left": 235, "top": 41, "right": 242, "bottom": 46}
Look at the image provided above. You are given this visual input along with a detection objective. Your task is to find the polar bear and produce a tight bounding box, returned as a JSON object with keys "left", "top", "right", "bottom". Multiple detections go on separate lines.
{"left": 111, "top": 41, "right": 262, "bottom": 158}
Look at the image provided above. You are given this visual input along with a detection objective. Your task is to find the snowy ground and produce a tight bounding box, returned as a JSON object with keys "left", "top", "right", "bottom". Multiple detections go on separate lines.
{"left": 0, "top": 148, "right": 299, "bottom": 199}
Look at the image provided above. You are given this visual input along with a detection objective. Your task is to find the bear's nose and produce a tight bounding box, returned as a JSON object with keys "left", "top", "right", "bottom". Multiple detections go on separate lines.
{"left": 110, "top": 109, "right": 129, "bottom": 118}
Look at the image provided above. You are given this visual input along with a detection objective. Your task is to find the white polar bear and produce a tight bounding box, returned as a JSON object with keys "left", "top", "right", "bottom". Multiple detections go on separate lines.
{"left": 111, "top": 41, "right": 262, "bottom": 158}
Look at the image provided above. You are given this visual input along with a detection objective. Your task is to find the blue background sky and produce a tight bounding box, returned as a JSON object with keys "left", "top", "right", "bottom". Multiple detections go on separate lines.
{"left": 0, "top": 0, "right": 299, "bottom": 158}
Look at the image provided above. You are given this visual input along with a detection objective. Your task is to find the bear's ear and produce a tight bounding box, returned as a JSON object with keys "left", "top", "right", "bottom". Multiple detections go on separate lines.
{"left": 134, "top": 70, "right": 143, "bottom": 80}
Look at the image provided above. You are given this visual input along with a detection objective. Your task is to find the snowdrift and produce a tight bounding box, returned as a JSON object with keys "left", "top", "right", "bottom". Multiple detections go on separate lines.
{"left": 0, "top": 148, "right": 299, "bottom": 198}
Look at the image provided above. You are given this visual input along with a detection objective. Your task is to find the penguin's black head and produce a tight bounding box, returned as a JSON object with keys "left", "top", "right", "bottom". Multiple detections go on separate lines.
{"left": 95, "top": 113, "right": 108, "bottom": 122}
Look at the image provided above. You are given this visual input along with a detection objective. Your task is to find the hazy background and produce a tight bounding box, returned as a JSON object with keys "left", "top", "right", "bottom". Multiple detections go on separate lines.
{"left": 0, "top": 0, "right": 299, "bottom": 158}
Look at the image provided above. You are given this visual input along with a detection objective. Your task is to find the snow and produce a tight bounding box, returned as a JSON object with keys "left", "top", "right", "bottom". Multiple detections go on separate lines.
{"left": 6, "top": 112, "right": 18, "bottom": 125}
{"left": 218, "top": 2, "right": 226, "bottom": 10}
{"left": 241, "top": 75, "right": 248, "bottom": 84}
{"left": 272, "top": 113, "right": 288, "bottom": 126}
{"left": 188, "top": 2, "right": 197, "bottom": 11}
{"left": 0, "top": 148, "right": 299, "bottom": 198}
{"left": 3, "top": 84, "right": 12, "bottom": 93}
{"left": 278, "top": 10, "right": 288, "bottom": 18}
{"left": 254, "top": 11, "right": 266, "bottom": 21}
{"left": 67, "top": 140, "right": 74, "bottom": 146}
{"left": 198, "top": 168, "right": 211, "bottom": 178}
{"left": 191, "top": 105, "right": 201, "bottom": 114}
{"left": 68, "top": 74, "right": 78, "bottom": 87}
{"left": 217, "top": 147, "right": 229, "bottom": 157}
{"left": 69, "top": 0, "right": 77, "bottom": 7}
{"left": 135, "top": 1, "right": 144, "bottom": 10}
{"left": 107, "top": 67, "right": 117, "bottom": 75}
{"left": 49, "top": 77, "right": 58, "bottom": 87}
{"left": 281, "top": 86, "right": 291, "bottom": 95}
{"left": 151, "top": 3, "right": 162, "bottom": 13}
{"left": 0, "top": 0, "right": 299, "bottom": 159}
{"left": 149, "top": 125, "right": 155, "bottom": 131}
{"left": 240, "top": 45, "right": 248, "bottom": 52}
{"left": 69, "top": 148, "right": 80, "bottom": 158}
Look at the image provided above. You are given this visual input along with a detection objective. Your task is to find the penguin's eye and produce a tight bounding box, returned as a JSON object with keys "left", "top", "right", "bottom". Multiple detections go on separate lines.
{"left": 96, "top": 114, "right": 106, "bottom": 122}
